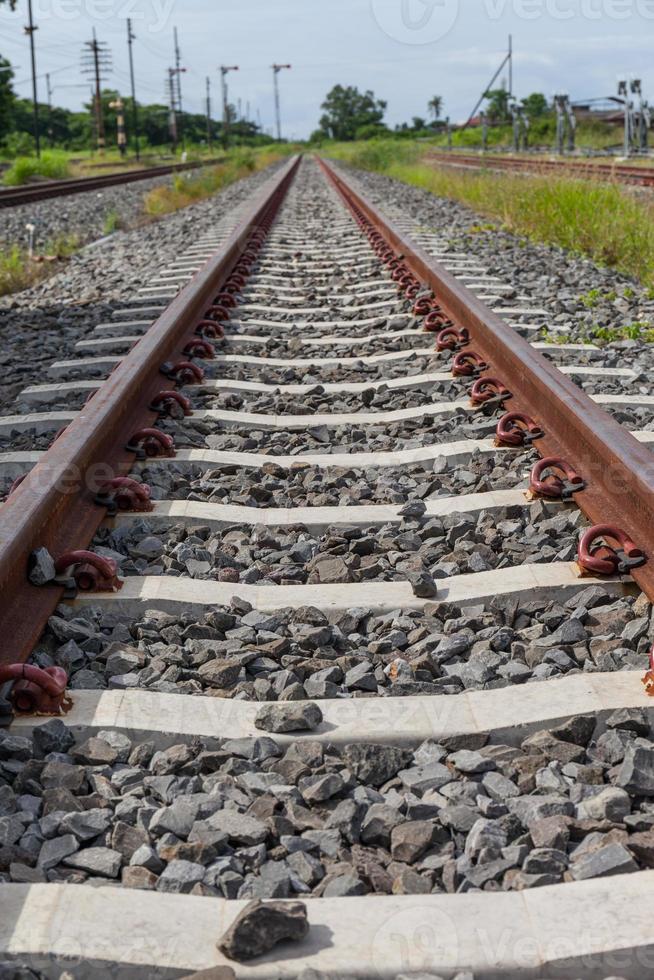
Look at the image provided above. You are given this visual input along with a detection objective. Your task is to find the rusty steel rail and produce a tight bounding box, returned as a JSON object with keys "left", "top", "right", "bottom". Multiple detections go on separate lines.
{"left": 0, "top": 155, "right": 301, "bottom": 666}
{"left": 425, "top": 151, "right": 654, "bottom": 187}
{"left": 319, "top": 155, "right": 654, "bottom": 599}
{"left": 0, "top": 158, "right": 225, "bottom": 209}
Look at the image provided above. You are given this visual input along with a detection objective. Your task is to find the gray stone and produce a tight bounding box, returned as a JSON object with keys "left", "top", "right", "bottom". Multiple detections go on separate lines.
{"left": 616, "top": 742, "right": 654, "bottom": 796}
{"left": 32, "top": 719, "right": 74, "bottom": 756}
{"left": 64, "top": 846, "right": 122, "bottom": 878}
{"left": 254, "top": 701, "right": 322, "bottom": 734}
{"left": 156, "top": 859, "right": 205, "bottom": 893}
{"left": 390, "top": 821, "right": 435, "bottom": 863}
{"left": 299, "top": 773, "right": 344, "bottom": 804}
{"left": 208, "top": 811, "right": 267, "bottom": 846}
{"left": 217, "top": 899, "right": 309, "bottom": 961}
{"left": 342, "top": 743, "right": 410, "bottom": 787}
{"left": 37, "top": 834, "right": 79, "bottom": 871}
{"left": 28, "top": 547, "right": 56, "bottom": 586}
{"left": 59, "top": 809, "right": 112, "bottom": 842}
{"left": 570, "top": 843, "right": 638, "bottom": 881}
{"left": 449, "top": 750, "right": 495, "bottom": 774}
{"left": 576, "top": 787, "right": 631, "bottom": 822}
{"left": 322, "top": 873, "right": 367, "bottom": 897}
{"left": 360, "top": 804, "right": 404, "bottom": 847}
{"left": 398, "top": 762, "right": 453, "bottom": 794}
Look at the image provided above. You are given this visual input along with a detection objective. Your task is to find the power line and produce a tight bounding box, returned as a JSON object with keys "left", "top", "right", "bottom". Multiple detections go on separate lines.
{"left": 24, "top": 0, "right": 39, "bottom": 157}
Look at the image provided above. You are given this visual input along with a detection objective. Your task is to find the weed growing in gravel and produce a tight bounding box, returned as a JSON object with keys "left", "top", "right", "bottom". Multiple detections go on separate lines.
{"left": 3, "top": 150, "right": 71, "bottom": 186}
{"left": 542, "top": 321, "right": 654, "bottom": 346}
{"left": 102, "top": 210, "right": 123, "bottom": 235}
{"left": 0, "top": 234, "right": 79, "bottom": 296}
{"left": 143, "top": 148, "right": 292, "bottom": 216}
{"left": 327, "top": 141, "right": 654, "bottom": 289}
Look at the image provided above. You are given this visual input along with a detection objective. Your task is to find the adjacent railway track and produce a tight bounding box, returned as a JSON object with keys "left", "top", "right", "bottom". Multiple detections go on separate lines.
{"left": 1, "top": 155, "right": 654, "bottom": 977}
{"left": 0, "top": 158, "right": 222, "bottom": 208}
{"left": 427, "top": 149, "right": 654, "bottom": 187}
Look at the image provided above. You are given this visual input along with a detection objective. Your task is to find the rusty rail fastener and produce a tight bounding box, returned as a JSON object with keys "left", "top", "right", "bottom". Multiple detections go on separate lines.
{"left": 436, "top": 326, "right": 468, "bottom": 351}
{"left": 204, "top": 305, "right": 230, "bottom": 322}
{"left": 196, "top": 320, "right": 225, "bottom": 339}
{"left": 413, "top": 296, "right": 436, "bottom": 317}
{"left": 126, "top": 428, "right": 176, "bottom": 458}
{"left": 213, "top": 292, "right": 237, "bottom": 309}
{"left": 150, "top": 390, "right": 193, "bottom": 417}
{"left": 452, "top": 351, "right": 488, "bottom": 377}
{"left": 53, "top": 550, "right": 123, "bottom": 592}
{"left": 642, "top": 644, "right": 654, "bottom": 695}
{"left": 161, "top": 361, "right": 205, "bottom": 384}
{"left": 95, "top": 477, "right": 153, "bottom": 514}
{"left": 469, "top": 377, "right": 512, "bottom": 407}
{"left": 529, "top": 457, "right": 585, "bottom": 500}
{"left": 577, "top": 525, "right": 645, "bottom": 577}
{"left": 496, "top": 412, "right": 543, "bottom": 446}
{"left": 183, "top": 339, "right": 215, "bottom": 360}
{"left": 0, "top": 664, "right": 69, "bottom": 715}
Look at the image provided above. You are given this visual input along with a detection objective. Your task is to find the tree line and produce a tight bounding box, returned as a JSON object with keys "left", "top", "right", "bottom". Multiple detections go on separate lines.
{"left": 0, "top": 53, "right": 271, "bottom": 155}
{"left": 312, "top": 85, "right": 550, "bottom": 142}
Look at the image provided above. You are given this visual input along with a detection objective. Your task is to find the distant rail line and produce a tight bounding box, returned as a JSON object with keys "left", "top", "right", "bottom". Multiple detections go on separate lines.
{"left": 427, "top": 150, "right": 654, "bottom": 187}
{"left": 0, "top": 158, "right": 221, "bottom": 208}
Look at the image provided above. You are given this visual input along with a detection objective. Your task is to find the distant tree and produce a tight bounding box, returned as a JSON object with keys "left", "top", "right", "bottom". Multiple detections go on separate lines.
{"left": 484, "top": 88, "right": 511, "bottom": 123}
{"left": 0, "top": 1, "right": 17, "bottom": 7}
{"left": 318, "top": 85, "right": 386, "bottom": 141}
{"left": 0, "top": 54, "right": 14, "bottom": 140}
{"left": 412, "top": 116, "right": 427, "bottom": 131}
{"left": 521, "top": 92, "right": 549, "bottom": 118}
{"left": 428, "top": 95, "right": 443, "bottom": 122}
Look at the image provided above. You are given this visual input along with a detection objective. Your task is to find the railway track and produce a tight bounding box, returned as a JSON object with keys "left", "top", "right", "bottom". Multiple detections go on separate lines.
{"left": 0, "top": 158, "right": 222, "bottom": 209}
{"left": 1, "top": 155, "right": 654, "bottom": 977}
{"left": 427, "top": 150, "right": 654, "bottom": 187}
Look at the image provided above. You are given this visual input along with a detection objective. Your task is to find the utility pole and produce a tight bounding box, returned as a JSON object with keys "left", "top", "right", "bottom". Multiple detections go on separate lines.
{"left": 168, "top": 68, "right": 178, "bottom": 151}
{"left": 206, "top": 76, "right": 212, "bottom": 151}
{"left": 219, "top": 65, "right": 239, "bottom": 149}
{"left": 271, "top": 63, "right": 291, "bottom": 141}
{"left": 126, "top": 18, "right": 140, "bottom": 160}
{"left": 508, "top": 34, "right": 513, "bottom": 97}
{"left": 25, "top": 0, "right": 40, "bottom": 157}
{"left": 81, "top": 30, "right": 111, "bottom": 153}
{"left": 109, "top": 97, "right": 127, "bottom": 157}
{"left": 45, "top": 72, "right": 53, "bottom": 147}
{"left": 167, "top": 65, "right": 186, "bottom": 153}
{"left": 174, "top": 27, "right": 184, "bottom": 148}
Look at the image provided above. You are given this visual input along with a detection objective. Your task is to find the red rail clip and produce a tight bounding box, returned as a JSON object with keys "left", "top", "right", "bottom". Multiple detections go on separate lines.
{"left": 577, "top": 525, "right": 645, "bottom": 576}
{"left": 126, "top": 428, "right": 176, "bottom": 458}
{"left": 162, "top": 361, "right": 205, "bottom": 384}
{"left": 469, "top": 377, "right": 512, "bottom": 407}
{"left": 0, "top": 664, "right": 70, "bottom": 715}
{"left": 55, "top": 550, "right": 123, "bottom": 592}
{"left": 529, "top": 457, "right": 585, "bottom": 500}
{"left": 183, "top": 339, "right": 215, "bottom": 360}
{"left": 196, "top": 320, "right": 225, "bottom": 340}
{"left": 436, "top": 326, "right": 468, "bottom": 350}
{"left": 452, "top": 350, "right": 488, "bottom": 377}
{"left": 150, "top": 390, "right": 193, "bottom": 417}
{"left": 495, "top": 412, "right": 543, "bottom": 446}
{"left": 96, "top": 477, "right": 153, "bottom": 514}
{"left": 642, "top": 644, "right": 654, "bottom": 695}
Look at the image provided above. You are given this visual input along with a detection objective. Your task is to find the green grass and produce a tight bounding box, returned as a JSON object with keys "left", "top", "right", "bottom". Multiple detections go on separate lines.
{"left": 143, "top": 147, "right": 295, "bottom": 216}
{"left": 325, "top": 139, "right": 654, "bottom": 289}
{"left": 3, "top": 150, "right": 71, "bottom": 186}
{"left": 542, "top": 321, "right": 654, "bottom": 346}
{"left": 102, "top": 210, "right": 123, "bottom": 235}
{"left": 0, "top": 234, "right": 80, "bottom": 297}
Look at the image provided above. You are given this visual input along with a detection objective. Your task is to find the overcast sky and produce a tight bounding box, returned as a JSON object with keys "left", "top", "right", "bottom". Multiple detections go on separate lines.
{"left": 1, "top": 0, "right": 653, "bottom": 138}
